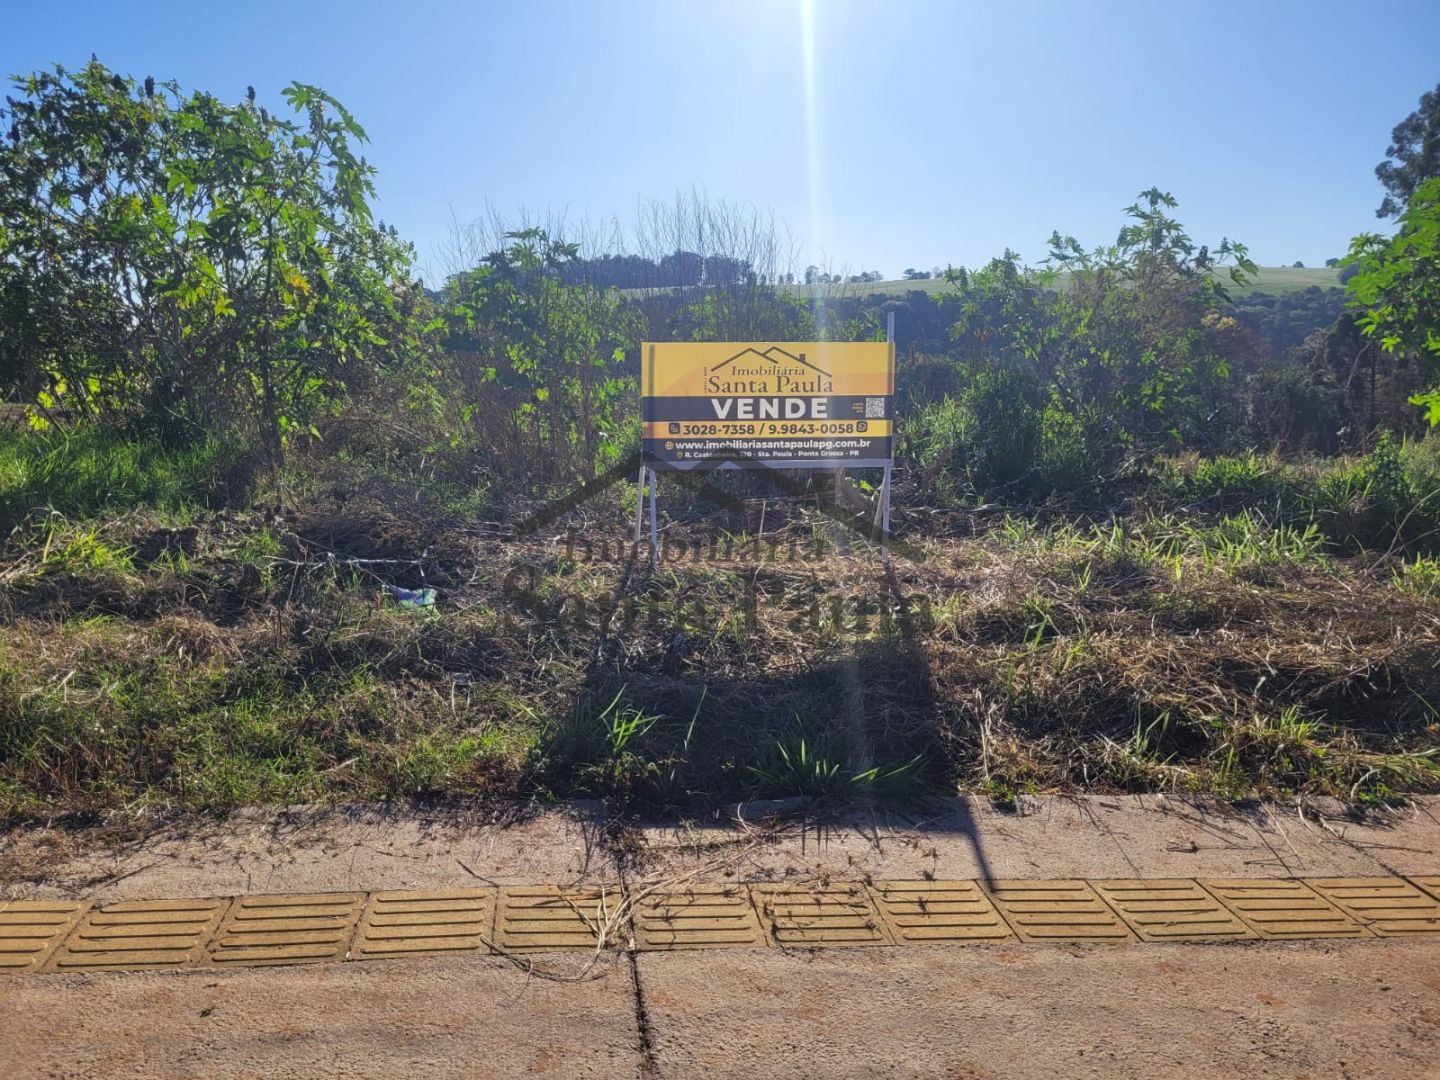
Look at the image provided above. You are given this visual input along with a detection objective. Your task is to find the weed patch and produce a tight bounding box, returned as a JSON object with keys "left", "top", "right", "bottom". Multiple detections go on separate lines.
{"left": 2, "top": 489, "right": 1438, "bottom": 819}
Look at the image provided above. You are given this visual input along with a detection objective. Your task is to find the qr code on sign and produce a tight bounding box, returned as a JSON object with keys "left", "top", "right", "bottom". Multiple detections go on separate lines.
{"left": 864, "top": 397, "right": 887, "bottom": 419}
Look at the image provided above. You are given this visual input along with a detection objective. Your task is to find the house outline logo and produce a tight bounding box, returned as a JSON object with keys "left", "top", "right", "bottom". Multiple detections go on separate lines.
{"left": 707, "top": 345, "right": 833, "bottom": 378}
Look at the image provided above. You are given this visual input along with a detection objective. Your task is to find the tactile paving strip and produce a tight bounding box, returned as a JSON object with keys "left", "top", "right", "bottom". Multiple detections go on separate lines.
{"left": 2, "top": 876, "right": 1438, "bottom": 975}
{"left": 46, "top": 898, "right": 228, "bottom": 971}
{"left": 983, "top": 880, "right": 1134, "bottom": 943}
{"left": 205, "top": 893, "right": 364, "bottom": 966}
{"left": 751, "top": 882, "right": 894, "bottom": 947}
{"left": 1200, "top": 879, "right": 1367, "bottom": 939}
{"left": 0, "top": 900, "right": 90, "bottom": 973}
{"left": 870, "top": 881, "right": 1014, "bottom": 944}
{"left": 1411, "top": 876, "right": 1440, "bottom": 903}
{"left": 632, "top": 883, "right": 766, "bottom": 950}
{"left": 351, "top": 889, "right": 495, "bottom": 960}
{"left": 1306, "top": 878, "right": 1440, "bottom": 937}
{"left": 1094, "top": 880, "right": 1255, "bottom": 943}
{"left": 495, "top": 886, "right": 617, "bottom": 952}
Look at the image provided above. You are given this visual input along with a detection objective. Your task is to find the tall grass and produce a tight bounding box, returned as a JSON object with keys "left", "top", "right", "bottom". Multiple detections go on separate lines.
{"left": 0, "top": 424, "right": 253, "bottom": 528}
{"left": 1158, "top": 433, "right": 1439, "bottom": 553}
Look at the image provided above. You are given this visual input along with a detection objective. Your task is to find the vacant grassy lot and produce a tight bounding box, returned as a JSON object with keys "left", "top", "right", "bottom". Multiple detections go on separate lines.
{"left": 2, "top": 443, "right": 1437, "bottom": 821}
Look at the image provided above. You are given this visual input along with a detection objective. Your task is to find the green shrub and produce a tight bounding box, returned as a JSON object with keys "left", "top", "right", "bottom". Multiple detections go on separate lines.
{"left": 1368, "top": 430, "right": 1414, "bottom": 514}
{"left": 1037, "top": 400, "right": 1096, "bottom": 493}
{"left": 1182, "top": 453, "right": 1292, "bottom": 508}
{"left": 898, "top": 397, "right": 970, "bottom": 502}
{"left": 961, "top": 367, "right": 1046, "bottom": 488}
{"left": 1403, "top": 433, "right": 1440, "bottom": 502}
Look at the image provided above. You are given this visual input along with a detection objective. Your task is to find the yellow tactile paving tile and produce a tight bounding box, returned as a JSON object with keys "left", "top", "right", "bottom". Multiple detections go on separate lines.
{"left": 0, "top": 900, "right": 90, "bottom": 973}
{"left": 46, "top": 898, "right": 228, "bottom": 972}
{"left": 1094, "top": 880, "right": 1255, "bottom": 943}
{"left": 1305, "top": 878, "right": 1440, "bottom": 937}
{"left": 983, "top": 880, "right": 1135, "bottom": 943}
{"left": 205, "top": 892, "right": 364, "bottom": 967}
{"left": 494, "top": 885, "right": 619, "bottom": 952}
{"left": 869, "top": 881, "right": 1015, "bottom": 945}
{"left": 351, "top": 889, "right": 496, "bottom": 960}
{"left": 4, "top": 875, "right": 1440, "bottom": 975}
{"left": 751, "top": 882, "right": 894, "bottom": 948}
{"left": 632, "top": 883, "right": 767, "bottom": 950}
{"left": 1200, "top": 879, "right": 1368, "bottom": 939}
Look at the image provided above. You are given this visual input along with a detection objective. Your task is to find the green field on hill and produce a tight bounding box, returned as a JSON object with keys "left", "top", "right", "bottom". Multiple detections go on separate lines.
{"left": 623, "top": 266, "right": 1344, "bottom": 302}
{"left": 777, "top": 265, "right": 1344, "bottom": 300}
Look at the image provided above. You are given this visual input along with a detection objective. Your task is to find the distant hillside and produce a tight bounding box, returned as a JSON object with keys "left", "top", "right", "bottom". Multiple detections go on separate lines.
{"left": 776, "top": 266, "right": 1343, "bottom": 300}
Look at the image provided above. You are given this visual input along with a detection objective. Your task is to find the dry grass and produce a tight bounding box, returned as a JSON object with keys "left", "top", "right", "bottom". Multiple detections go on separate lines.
{"left": 1, "top": 494, "right": 1437, "bottom": 822}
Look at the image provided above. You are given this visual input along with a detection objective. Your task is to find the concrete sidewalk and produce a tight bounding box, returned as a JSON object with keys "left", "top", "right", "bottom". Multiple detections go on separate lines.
{"left": 4, "top": 796, "right": 1440, "bottom": 1078}
{"left": 2, "top": 939, "right": 1438, "bottom": 1078}
{"left": 5, "top": 795, "right": 1439, "bottom": 902}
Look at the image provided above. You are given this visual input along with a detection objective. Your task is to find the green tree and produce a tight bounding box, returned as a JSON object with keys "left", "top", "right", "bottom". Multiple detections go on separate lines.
{"left": 437, "top": 229, "right": 643, "bottom": 484}
{"left": 1376, "top": 82, "right": 1440, "bottom": 219}
{"left": 1345, "top": 176, "right": 1440, "bottom": 424}
{"left": 0, "top": 60, "right": 414, "bottom": 461}
{"left": 921, "top": 191, "right": 1256, "bottom": 495}
{"left": 1044, "top": 189, "right": 1256, "bottom": 457}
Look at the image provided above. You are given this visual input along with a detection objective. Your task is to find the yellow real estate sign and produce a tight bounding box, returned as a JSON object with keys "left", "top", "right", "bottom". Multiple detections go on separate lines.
{"left": 641, "top": 342, "right": 895, "bottom": 470}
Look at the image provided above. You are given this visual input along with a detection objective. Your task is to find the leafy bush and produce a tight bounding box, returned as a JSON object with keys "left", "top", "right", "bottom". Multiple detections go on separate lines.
{"left": 1344, "top": 175, "right": 1440, "bottom": 424}
{"left": 1402, "top": 432, "right": 1440, "bottom": 500}
{"left": 896, "top": 192, "right": 1264, "bottom": 503}
{"left": 960, "top": 367, "right": 1047, "bottom": 488}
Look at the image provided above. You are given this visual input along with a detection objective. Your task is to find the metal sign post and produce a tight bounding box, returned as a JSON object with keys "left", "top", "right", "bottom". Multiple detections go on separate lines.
{"left": 647, "top": 466, "right": 659, "bottom": 565}
{"left": 633, "top": 463, "right": 645, "bottom": 546}
{"left": 879, "top": 312, "right": 895, "bottom": 559}
{"left": 632, "top": 463, "right": 659, "bottom": 565}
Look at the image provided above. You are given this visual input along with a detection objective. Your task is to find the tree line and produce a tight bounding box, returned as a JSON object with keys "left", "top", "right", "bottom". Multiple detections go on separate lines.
{"left": 1, "top": 59, "right": 1438, "bottom": 506}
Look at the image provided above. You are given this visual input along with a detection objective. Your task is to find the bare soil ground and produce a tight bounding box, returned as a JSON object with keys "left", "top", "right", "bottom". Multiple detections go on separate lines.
{"left": 638, "top": 939, "right": 1440, "bottom": 1080}
{"left": 3, "top": 795, "right": 1439, "bottom": 1078}
{"left": 4, "top": 796, "right": 1438, "bottom": 900}
{"left": 2, "top": 940, "right": 1437, "bottom": 1079}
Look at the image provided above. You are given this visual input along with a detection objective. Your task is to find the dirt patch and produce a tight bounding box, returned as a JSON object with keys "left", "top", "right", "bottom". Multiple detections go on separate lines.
{"left": 5, "top": 796, "right": 1438, "bottom": 901}
{"left": 637, "top": 938, "right": 1440, "bottom": 1080}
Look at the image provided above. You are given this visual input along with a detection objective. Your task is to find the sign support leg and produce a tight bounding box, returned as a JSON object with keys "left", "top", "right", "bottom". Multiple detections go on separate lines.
{"left": 647, "top": 467, "right": 660, "bottom": 566}
{"left": 879, "top": 464, "right": 892, "bottom": 560}
{"left": 634, "top": 463, "right": 646, "bottom": 548}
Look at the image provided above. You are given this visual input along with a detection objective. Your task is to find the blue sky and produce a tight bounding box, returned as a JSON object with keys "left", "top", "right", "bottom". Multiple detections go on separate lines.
{"left": 6, "top": 0, "right": 1439, "bottom": 281}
